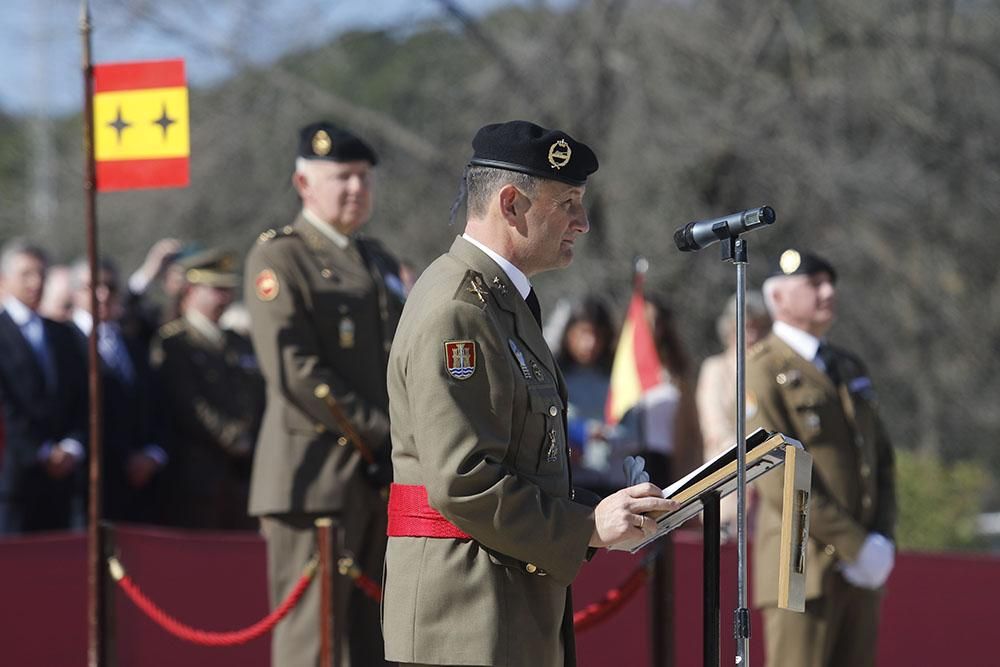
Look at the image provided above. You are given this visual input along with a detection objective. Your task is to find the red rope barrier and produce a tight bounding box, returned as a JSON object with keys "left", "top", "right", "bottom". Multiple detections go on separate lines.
{"left": 109, "top": 555, "right": 316, "bottom": 646}
{"left": 573, "top": 563, "right": 650, "bottom": 633}
{"left": 338, "top": 556, "right": 382, "bottom": 602}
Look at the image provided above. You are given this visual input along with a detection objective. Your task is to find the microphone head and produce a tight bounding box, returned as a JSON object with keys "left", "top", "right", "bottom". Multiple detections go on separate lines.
{"left": 759, "top": 206, "right": 776, "bottom": 225}
{"left": 673, "top": 223, "right": 696, "bottom": 252}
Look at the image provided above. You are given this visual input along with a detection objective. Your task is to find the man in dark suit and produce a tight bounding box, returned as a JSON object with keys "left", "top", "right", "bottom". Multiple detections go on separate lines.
{"left": 69, "top": 257, "right": 167, "bottom": 524}
{"left": 0, "top": 239, "right": 88, "bottom": 534}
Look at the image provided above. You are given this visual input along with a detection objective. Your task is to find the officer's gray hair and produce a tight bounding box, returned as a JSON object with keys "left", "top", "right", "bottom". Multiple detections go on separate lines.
{"left": 465, "top": 166, "right": 539, "bottom": 218}
{"left": 761, "top": 277, "right": 783, "bottom": 317}
{"left": 0, "top": 238, "right": 48, "bottom": 277}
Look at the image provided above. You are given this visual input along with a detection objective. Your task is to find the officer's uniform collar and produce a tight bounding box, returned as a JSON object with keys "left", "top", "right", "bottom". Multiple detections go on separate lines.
{"left": 185, "top": 309, "right": 225, "bottom": 348}
{"left": 461, "top": 233, "right": 531, "bottom": 300}
{"left": 772, "top": 320, "right": 822, "bottom": 362}
{"left": 302, "top": 207, "right": 351, "bottom": 250}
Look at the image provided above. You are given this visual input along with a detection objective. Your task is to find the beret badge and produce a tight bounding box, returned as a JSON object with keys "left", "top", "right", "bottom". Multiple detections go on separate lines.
{"left": 547, "top": 139, "right": 572, "bottom": 170}
{"left": 312, "top": 130, "right": 332, "bottom": 157}
{"left": 779, "top": 249, "right": 802, "bottom": 275}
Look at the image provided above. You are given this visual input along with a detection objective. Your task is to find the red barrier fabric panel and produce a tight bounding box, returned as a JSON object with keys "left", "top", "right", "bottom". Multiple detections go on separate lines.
{"left": 2, "top": 526, "right": 999, "bottom": 665}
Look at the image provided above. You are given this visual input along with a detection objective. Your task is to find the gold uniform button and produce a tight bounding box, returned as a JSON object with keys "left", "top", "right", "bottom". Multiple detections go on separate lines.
{"left": 548, "top": 406, "right": 559, "bottom": 417}
{"left": 860, "top": 464, "right": 872, "bottom": 477}
{"left": 337, "top": 436, "right": 349, "bottom": 447}
{"left": 776, "top": 372, "right": 788, "bottom": 385}
{"left": 862, "top": 495, "right": 873, "bottom": 509}
{"left": 824, "top": 544, "right": 836, "bottom": 556}
{"left": 315, "top": 424, "right": 326, "bottom": 434}
{"left": 525, "top": 563, "right": 538, "bottom": 574}
{"left": 321, "top": 268, "right": 333, "bottom": 279}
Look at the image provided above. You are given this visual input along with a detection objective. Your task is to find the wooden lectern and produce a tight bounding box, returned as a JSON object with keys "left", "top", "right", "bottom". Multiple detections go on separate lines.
{"left": 612, "top": 428, "right": 813, "bottom": 666}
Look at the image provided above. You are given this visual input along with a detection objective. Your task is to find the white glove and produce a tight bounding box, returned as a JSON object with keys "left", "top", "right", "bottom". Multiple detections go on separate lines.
{"left": 840, "top": 533, "right": 895, "bottom": 589}
{"left": 623, "top": 455, "right": 650, "bottom": 486}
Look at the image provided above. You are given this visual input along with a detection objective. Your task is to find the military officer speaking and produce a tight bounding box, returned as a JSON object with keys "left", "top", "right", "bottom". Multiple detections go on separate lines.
{"left": 245, "top": 122, "right": 405, "bottom": 667}
{"left": 382, "top": 120, "right": 678, "bottom": 667}
{"left": 748, "top": 250, "right": 897, "bottom": 667}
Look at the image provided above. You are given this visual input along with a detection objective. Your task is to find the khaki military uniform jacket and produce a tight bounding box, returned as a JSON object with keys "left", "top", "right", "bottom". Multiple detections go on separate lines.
{"left": 383, "top": 237, "right": 596, "bottom": 667}
{"left": 244, "top": 214, "right": 404, "bottom": 516}
{"left": 748, "top": 333, "right": 896, "bottom": 607}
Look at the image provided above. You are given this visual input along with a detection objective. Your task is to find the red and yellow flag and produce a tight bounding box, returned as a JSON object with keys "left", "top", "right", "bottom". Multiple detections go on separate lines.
{"left": 604, "top": 271, "right": 663, "bottom": 424}
{"left": 93, "top": 59, "right": 189, "bottom": 191}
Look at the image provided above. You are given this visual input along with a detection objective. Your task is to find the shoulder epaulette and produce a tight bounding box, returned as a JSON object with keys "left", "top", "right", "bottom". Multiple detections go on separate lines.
{"left": 157, "top": 318, "right": 186, "bottom": 339}
{"left": 256, "top": 225, "right": 297, "bottom": 245}
{"left": 454, "top": 269, "right": 490, "bottom": 309}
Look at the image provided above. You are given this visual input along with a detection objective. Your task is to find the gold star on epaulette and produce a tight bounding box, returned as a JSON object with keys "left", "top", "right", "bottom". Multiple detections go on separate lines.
{"left": 491, "top": 276, "right": 508, "bottom": 296}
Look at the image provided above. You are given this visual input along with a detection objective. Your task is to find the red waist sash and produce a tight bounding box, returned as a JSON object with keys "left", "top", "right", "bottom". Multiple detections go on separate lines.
{"left": 387, "top": 483, "right": 471, "bottom": 539}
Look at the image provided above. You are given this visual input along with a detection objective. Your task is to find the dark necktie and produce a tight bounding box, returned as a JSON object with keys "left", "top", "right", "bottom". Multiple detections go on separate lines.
{"left": 525, "top": 289, "right": 542, "bottom": 328}
{"left": 816, "top": 342, "right": 841, "bottom": 385}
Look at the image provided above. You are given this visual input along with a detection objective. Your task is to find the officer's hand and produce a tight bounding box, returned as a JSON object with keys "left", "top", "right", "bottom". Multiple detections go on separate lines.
{"left": 589, "top": 483, "right": 679, "bottom": 548}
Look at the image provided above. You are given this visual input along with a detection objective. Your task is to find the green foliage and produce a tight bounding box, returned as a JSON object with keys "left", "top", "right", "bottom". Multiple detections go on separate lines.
{"left": 895, "top": 449, "right": 988, "bottom": 552}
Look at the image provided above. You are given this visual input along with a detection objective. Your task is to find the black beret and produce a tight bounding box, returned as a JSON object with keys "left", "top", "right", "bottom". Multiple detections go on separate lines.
{"left": 469, "top": 120, "right": 598, "bottom": 186}
{"left": 769, "top": 248, "right": 837, "bottom": 283}
{"left": 298, "top": 121, "right": 378, "bottom": 165}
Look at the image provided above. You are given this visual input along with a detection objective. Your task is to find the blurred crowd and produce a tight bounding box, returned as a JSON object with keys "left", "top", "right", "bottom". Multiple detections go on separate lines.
{"left": 0, "top": 231, "right": 769, "bottom": 538}
{"left": 0, "top": 236, "right": 263, "bottom": 534}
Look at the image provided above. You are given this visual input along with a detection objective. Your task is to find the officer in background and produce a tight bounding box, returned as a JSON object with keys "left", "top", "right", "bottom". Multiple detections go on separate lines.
{"left": 382, "top": 121, "right": 676, "bottom": 667}
{"left": 153, "top": 249, "right": 264, "bottom": 530}
{"left": 748, "top": 249, "right": 897, "bottom": 667}
{"left": 245, "top": 122, "right": 405, "bottom": 667}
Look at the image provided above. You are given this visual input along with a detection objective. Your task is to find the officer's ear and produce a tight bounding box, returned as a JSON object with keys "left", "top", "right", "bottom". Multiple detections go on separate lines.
{"left": 498, "top": 184, "right": 530, "bottom": 225}
{"left": 291, "top": 169, "right": 310, "bottom": 198}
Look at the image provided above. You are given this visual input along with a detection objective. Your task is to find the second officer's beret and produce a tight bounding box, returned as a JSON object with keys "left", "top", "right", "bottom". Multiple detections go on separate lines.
{"left": 769, "top": 248, "right": 838, "bottom": 283}
{"left": 469, "top": 120, "right": 598, "bottom": 186}
{"left": 298, "top": 121, "right": 378, "bottom": 165}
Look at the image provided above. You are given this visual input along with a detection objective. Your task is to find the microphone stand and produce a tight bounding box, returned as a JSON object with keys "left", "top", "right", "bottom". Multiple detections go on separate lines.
{"left": 721, "top": 235, "right": 752, "bottom": 666}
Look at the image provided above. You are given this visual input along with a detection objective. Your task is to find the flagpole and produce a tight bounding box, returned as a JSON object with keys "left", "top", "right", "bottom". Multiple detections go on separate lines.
{"left": 80, "top": 1, "right": 106, "bottom": 665}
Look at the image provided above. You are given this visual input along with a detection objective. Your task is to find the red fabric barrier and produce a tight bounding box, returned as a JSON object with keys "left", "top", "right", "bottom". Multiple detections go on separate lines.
{"left": 1, "top": 525, "right": 999, "bottom": 666}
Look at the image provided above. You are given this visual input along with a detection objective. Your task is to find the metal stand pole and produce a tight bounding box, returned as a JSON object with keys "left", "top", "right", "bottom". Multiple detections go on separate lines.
{"left": 726, "top": 238, "right": 752, "bottom": 665}
{"left": 703, "top": 492, "right": 721, "bottom": 667}
{"left": 649, "top": 537, "right": 675, "bottom": 667}
{"left": 316, "top": 518, "right": 342, "bottom": 667}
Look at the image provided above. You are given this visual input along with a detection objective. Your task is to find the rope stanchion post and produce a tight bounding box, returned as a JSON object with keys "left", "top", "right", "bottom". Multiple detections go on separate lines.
{"left": 101, "top": 523, "right": 119, "bottom": 667}
{"left": 316, "top": 517, "right": 342, "bottom": 667}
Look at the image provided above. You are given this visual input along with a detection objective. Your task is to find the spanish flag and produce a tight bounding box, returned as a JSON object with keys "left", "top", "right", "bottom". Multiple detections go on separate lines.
{"left": 93, "top": 59, "right": 189, "bottom": 191}
{"left": 604, "top": 269, "right": 663, "bottom": 424}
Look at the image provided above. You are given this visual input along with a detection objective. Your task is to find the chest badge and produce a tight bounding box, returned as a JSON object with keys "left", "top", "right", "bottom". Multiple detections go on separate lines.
{"left": 530, "top": 360, "right": 545, "bottom": 382}
{"left": 339, "top": 317, "right": 355, "bottom": 348}
{"left": 545, "top": 430, "right": 560, "bottom": 463}
{"left": 444, "top": 340, "right": 476, "bottom": 380}
{"left": 507, "top": 339, "right": 532, "bottom": 380}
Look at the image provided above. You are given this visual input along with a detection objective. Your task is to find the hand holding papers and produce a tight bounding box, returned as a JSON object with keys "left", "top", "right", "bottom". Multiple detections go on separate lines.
{"left": 609, "top": 430, "right": 801, "bottom": 554}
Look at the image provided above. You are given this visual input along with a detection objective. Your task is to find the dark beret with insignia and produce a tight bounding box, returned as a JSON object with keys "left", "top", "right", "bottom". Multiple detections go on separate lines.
{"left": 298, "top": 121, "right": 378, "bottom": 165}
{"left": 469, "top": 120, "right": 598, "bottom": 186}
{"left": 769, "top": 248, "right": 837, "bottom": 283}
{"left": 177, "top": 248, "right": 240, "bottom": 288}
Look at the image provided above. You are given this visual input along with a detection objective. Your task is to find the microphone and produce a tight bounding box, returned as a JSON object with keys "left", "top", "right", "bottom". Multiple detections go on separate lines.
{"left": 673, "top": 206, "right": 776, "bottom": 252}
